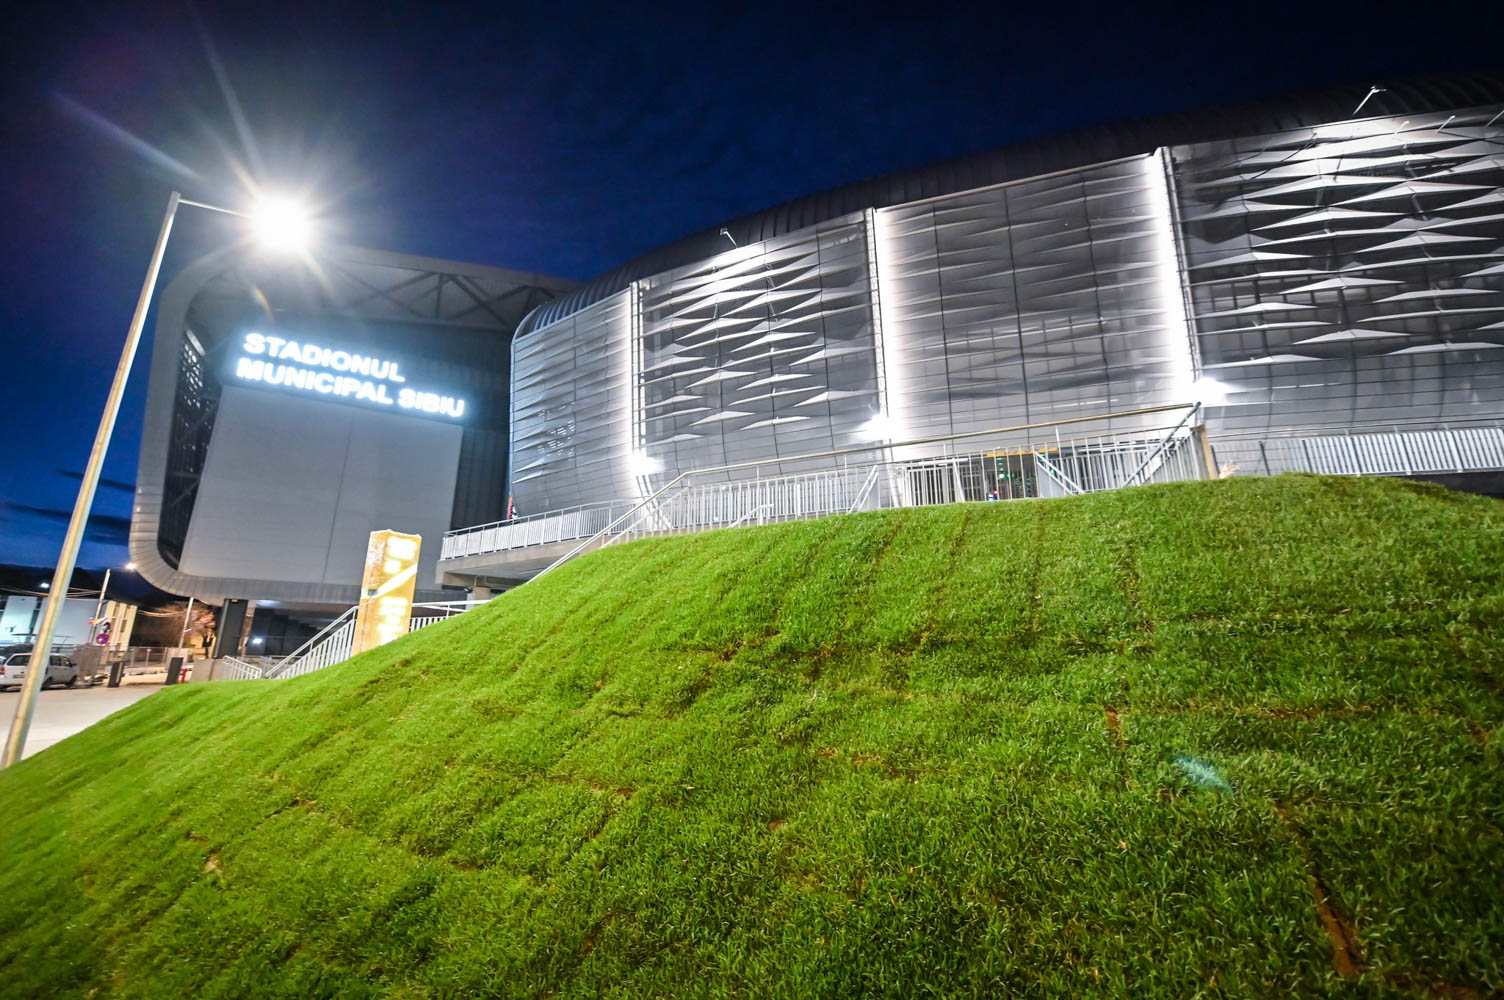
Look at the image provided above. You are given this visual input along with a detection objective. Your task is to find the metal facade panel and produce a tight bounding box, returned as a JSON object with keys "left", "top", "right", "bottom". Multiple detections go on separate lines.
{"left": 508, "top": 291, "right": 635, "bottom": 514}
{"left": 635, "top": 213, "right": 881, "bottom": 492}
{"left": 178, "top": 386, "right": 462, "bottom": 590}
{"left": 875, "top": 156, "right": 1191, "bottom": 440}
{"left": 1170, "top": 108, "right": 1504, "bottom": 437}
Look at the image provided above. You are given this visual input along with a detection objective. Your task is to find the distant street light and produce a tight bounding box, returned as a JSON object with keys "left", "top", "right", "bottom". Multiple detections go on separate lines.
{"left": 1, "top": 190, "right": 313, "bottom": 769}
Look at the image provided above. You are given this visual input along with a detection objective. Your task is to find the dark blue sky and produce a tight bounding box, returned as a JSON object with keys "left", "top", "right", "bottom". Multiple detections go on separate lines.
{"left": 1, "top": 0, "right": 1498, "bottom": 572}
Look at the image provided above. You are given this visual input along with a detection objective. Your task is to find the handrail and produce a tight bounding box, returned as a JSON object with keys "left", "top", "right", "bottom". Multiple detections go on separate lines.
{"left": 527, "top": 403, "right": 1198, "bottom": 583}
{"left": 219, "top": 656, "right": 265, "bottom": 680}
{"left": 442, "top": 498, "right": 635, "bottom": 539}
{"left": 1033, "top": 450, "right": 1084, "bottom": 495}
{"left": 533, "top": 475, "right": 696, "bottom": 580}
{"left": 1124, "top": 403, "right": 1201, "bottom": 487}
{"left": 846, "top": 465, "right": 882, "bottom": 513}
{"left": 265, "top": 605, "right": 357, "bottom": 677}
{"left": 728, "top": 503, "right": 773, "bottom": 528}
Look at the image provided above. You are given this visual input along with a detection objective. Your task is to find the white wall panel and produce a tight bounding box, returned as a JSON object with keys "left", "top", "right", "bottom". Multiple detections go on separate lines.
{"left": 179, "top": 387, "right": 461, "bottom": 587}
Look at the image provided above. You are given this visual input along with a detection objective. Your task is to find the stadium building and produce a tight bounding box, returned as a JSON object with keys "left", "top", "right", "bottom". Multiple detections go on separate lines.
{"left": 132, "top": 76, "right": 1504, "bottom": 628}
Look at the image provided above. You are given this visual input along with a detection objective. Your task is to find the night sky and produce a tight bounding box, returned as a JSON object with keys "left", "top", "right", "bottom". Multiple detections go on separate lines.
{"left": 1, "top": 0, "right": 1498, "bottom": 574}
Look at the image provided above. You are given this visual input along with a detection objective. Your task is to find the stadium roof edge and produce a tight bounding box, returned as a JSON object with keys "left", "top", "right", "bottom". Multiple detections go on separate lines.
{"left": 515, "top": 71, "right": 1504, "bottom": 338}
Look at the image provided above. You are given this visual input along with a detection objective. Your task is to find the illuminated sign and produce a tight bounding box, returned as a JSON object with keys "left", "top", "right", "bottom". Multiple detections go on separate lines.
{"left": 233, "top": 332, "right": 466, "bottom": 419}
{"left": 352, "top": 530, "right": 422, "bottom": 655}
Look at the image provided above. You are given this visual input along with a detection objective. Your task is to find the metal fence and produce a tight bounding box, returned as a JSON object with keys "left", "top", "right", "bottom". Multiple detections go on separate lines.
{"left": 262, "top": 608, "right": 357, "bottom": 679}
{"left": 598, "top": 414, "right": 1205, "bottom": 549}
{"left": 445, "top": 404, "right": 1208, "bottom": 566}
{"left": 440, "top": 501, "right": 639, "bottom": 560}
{"left": 118, "top": 647, "right": 174, "bottom": 675}
{"left": 409, "top": 601, "right": 486, "bottom": 632}
{"left": 1215, "top": 424, "right": 1504, "bottom": 479}
{"left": 516, "top": 405, "right": 1209, "bottom": 580}
{"left": 250, "top": 600, "right": 485, "bottom": 681}
{"left": 219, "top": 656, "right": 267, "bottom": 680}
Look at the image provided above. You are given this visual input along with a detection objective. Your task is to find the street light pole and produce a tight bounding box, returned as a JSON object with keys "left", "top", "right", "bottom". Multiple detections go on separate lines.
{"left": 1, "top": 194, "right": 182, "bottom": 769}
{"left": 2, "top": 189, "right": 309, "bottom": 768}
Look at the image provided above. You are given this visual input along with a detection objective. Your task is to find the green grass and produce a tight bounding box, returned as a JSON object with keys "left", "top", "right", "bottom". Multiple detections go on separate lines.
{"left": 1, "top": 474, "right": 1501, "bottom": 998}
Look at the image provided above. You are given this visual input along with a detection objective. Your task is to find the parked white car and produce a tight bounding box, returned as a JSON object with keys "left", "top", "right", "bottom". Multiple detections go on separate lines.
{"left": 0, "top": 652, "right": 81, "bottom": 691}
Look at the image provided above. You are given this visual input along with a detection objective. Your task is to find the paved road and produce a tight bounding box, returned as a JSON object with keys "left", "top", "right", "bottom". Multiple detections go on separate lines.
{"left": 1, "top": 684, "right": 162, "bottom": 760}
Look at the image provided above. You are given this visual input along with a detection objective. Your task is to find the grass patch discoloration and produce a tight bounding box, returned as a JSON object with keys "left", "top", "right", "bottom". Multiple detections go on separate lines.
{"left": 1, "top": 475, "right": 1502, "bottom": 998}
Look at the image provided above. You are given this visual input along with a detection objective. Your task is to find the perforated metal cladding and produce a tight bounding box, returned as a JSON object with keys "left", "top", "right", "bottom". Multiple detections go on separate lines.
{"left": 874, "top": 156, "right": 1191, "bottom": 438}
{"left": 1171, "top": 107, "right": 1504, "bottom": 436}
{"left": 159, "top": 331, "right": 219, "bottom": 568}
{"left": 635, "top": 214, "right": 881, "bottom": 488}
{"left": 508, "top": 292, "right": 634, "bottom": 514}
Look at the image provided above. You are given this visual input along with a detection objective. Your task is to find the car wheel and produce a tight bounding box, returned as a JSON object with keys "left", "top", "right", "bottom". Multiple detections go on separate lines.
{"left": 66, "top": 677, "right": 78, "bottom": 688}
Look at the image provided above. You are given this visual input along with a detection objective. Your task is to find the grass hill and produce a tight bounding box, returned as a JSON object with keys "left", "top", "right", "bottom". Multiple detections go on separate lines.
{"left": 1, "top": 475, "right": 1501, "bottom": 999}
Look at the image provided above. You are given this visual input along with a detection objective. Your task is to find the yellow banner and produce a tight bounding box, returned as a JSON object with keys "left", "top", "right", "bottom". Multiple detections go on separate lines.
{"left": 352, "top": 530, "right": 422, "bottom": 656}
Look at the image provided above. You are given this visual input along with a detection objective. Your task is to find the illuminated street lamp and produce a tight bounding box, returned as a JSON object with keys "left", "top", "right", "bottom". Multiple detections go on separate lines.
{"left": 87, "top": 562, "right": 136, "bottom": 645}
{"left": 250, "top": 197, "right": 311, "bottom": 252}
{"left": 1, "top": 191, "right": 312, "bottom": 768}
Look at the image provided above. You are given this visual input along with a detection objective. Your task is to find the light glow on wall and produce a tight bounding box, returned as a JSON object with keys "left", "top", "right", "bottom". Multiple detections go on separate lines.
{"left": 624, "top": 284, "right": 649, "bottom": 499}
{"left": 1144, "top": 150, "right": 1199, "bottom": 407}
{"left": 867, "top": 207, "right": 913, "bottom": 452}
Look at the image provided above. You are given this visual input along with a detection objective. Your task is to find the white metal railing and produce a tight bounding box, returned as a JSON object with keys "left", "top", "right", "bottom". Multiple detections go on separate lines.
{"left": 1033, "top": 450, "right": 1084, "bottom": 495}
{"left": 1123, "top": 404, "right": 1202, "bottom": 487}
{"left": 264, "top": 615, "right": 355, "bottom": 679}
{"left": 1215, "top": 423, "right": 1504, "bottom": 479}
{"left": 250, "top": 600, "right": 485, "bottom": 681}
{"left": 408, "top": 600, "right": 488, "bottom": 632}
{"left": 219, "top": 656, "right": 265, "bottom": 680}
{"left": 506, "top": 404, "right": 1208, "bottom": 582}
{"left": 442, "top": 404, "right": 1208, "bottom": 568}
{"left": 441, "top": 500, "right": 639, "bottom": 560}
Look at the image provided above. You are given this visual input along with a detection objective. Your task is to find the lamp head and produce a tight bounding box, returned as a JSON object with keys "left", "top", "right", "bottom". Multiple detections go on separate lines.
{"left": 250, "top": 196, "right": 312, "bottom": 253}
